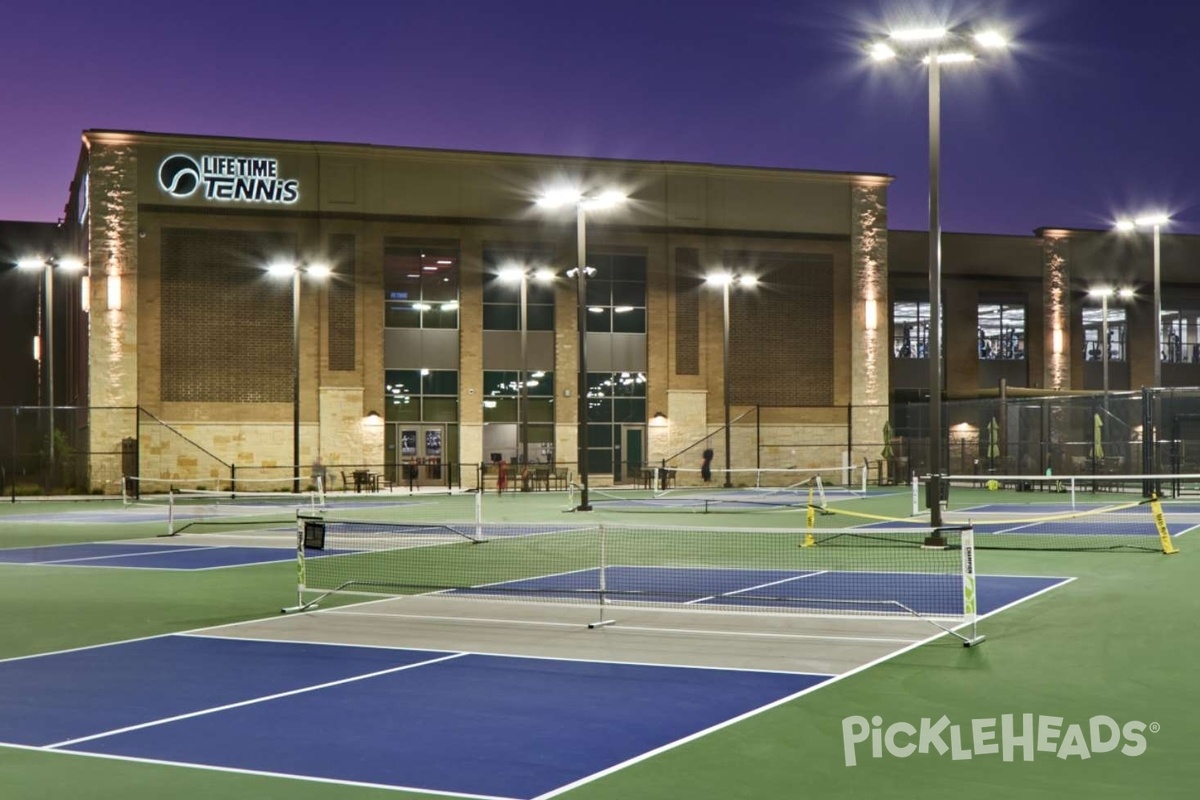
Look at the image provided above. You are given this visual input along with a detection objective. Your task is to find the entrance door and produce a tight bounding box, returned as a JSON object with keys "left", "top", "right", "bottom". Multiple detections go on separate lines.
{"left": 422, "top": 425, "right": 445, "bottom": 484}
{"left": 622, "top": 425, "right": 644, "bottom": 485}
{"left": 392, "top": 426, "right": 446, "bottom": 488}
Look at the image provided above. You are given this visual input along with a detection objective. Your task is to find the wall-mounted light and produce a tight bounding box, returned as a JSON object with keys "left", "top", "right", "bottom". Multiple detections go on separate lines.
{"left": 363, "top": 410, "right": 383, "bottom": 426}
{"left": 107, "top": 272, "right": 122, "bottom": 311}
{"left": 649, "top": 411, "right": 668, "bottom": 427}
{"left": 865, "top": 298, "right": 878, "bottom": 331}
{"left": 1052, "top": 328, "right": 1064, "bottom": 355}
{"left": 32, "top": 335, "right": 41, "bottom": 362}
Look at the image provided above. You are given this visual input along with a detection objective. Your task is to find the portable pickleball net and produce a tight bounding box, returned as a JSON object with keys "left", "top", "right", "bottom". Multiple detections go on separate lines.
{"left": 285, "top": 516, "right": 986, "bottom": 647}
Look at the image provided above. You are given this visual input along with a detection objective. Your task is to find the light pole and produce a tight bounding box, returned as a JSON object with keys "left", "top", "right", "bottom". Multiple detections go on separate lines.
{"left": 268, "top": 260, "right": 331, "bottom": 491}
{"left": 866, "top": 24, "right": 1008, "bottom": 530}
{"left": 1116, "top": 215, "right": 1170, "bottom": 387}
{"left": 18, "top": 256, "right": 84, "bottom": 485}
{"left": 1087, "top": 286, "right": 1135, "bottom": 408}
{"left": 705, "top": 272, "right": 757, "bottom": 487}
{"left": 500, "top": 264, "right": 555, "bottom": 471}
{"left": 536, "top": 188, "right": 627, "bottom": 512}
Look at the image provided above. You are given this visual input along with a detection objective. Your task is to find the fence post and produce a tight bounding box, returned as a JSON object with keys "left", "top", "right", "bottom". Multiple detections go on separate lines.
{"left": 1142, "top": 387, "right": 1155, "bottom": 498}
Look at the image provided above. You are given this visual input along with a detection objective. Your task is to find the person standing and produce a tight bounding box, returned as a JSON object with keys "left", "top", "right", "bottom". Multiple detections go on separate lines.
{"left": 497, "top": 458, "right": 508, "bottom": 494}
{"left": 701, "top": 448, "right": 714, "bottom": 483}
{"left": 310, "top": 456, "right": 328, "bottom": 491}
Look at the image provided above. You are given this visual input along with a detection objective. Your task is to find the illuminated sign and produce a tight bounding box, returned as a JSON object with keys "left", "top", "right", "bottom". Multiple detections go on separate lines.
{"left": 157, "top": 154, "right": 299, "bottom": 204}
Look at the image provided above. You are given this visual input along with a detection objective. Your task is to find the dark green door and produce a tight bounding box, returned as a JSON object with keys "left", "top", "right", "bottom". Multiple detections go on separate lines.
{"left": 624, "top": 426, "right": 644, "bottom": 485}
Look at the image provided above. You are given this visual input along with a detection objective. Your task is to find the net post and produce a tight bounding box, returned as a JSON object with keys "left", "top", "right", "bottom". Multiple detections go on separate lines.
{"left": 165, "top": 488, "right": 176, "bottom": 537}
{"left": 959, "top": 526, "right": 986, "bottom": 647}
{"left": 587, "top": 524, "right": 616, "bottom": 628}
{"left": 281, "top": 513, "right": 312, "bottom": 613}
{"left": 475, "top": 488, "right": 483, "bottom": 541}
{"left": 911, "top": 475, "right": 919, "bottom": 516}
{"left": 1150, "top": 494, "right": 1180, "bottom": 555}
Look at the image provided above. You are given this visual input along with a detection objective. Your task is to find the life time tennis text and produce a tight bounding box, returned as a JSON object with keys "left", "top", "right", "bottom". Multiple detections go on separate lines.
{"left": 157, "top": 154, "right": 299, "bottom": 204}
{"left": 197, "top": 156, "right": 297, "bottom": 202}
{"left": 842, "top": 714, "right": 1154, "bottom": 766}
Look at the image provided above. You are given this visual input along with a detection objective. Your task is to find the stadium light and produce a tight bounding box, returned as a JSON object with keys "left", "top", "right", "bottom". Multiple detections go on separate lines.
{"left": 1087, "top": 286, "right": 1136, "bottom": 403}
{"left": 536, "top": 187, "right": 628, "bottom": 511}
{"left": 267, "top": 261, "right": 332, "bottom": 491}
{"left": 865, "top": 21, "right": 1010, "bottom": 532}
{"left": 1115, "top": 214, "right": 1170, "bottom": 387}
{"left": 14, "top": 255, "right": 86, "bottom": 487}
{"left": 705, "top": 272, "right": 758, "bottom": 488}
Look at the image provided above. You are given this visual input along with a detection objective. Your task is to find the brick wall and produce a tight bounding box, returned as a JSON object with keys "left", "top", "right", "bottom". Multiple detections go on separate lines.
{"left": 327, "top": 233, "right": 356, "bottom": 371}
{"left": 729, "top": 253, "right": 834, "bottom": 406}
{"left": 674, "top": 247, "right": 701, "bottom": 375}
{"left": 160, "top": 227, "right": 296, "bottom": 403}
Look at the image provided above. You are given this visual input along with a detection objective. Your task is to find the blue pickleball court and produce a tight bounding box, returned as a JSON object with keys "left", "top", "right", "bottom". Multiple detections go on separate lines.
{"left": 0, "top": 634, "right": 830, "bottom": 800}
{"left": 0, "top": 541, "right": 330, "bottom": 570}
{"left": 453, "top": 564, "right": 1064, "bottom": 617}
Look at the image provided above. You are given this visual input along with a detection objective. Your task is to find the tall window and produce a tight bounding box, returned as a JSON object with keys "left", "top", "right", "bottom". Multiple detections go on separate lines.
{"left": 482, "top": 370, "right": 556, "bottom": 463}
{"left": 482, "top": 370, "right": 556, "bottom": 423}
{"left": 383, "top": 244, "right": 459, "bottom": 329}
{"left": 1082, "top": 307, "right": 1128, "bottom": 362}
{"left": 892, "top": 300, "right": 932, "bottom": 358}
{"left": 585, "top": 253, "right": 646, "bottom": 333}
{"left": 1161, "top": 308, "right": 1200, "bottom": 363}
{"left": 385, "top": 370, "right": 458, "bottom": 422}
{"left": 482, "top": 249, "right": 555, "bottom": 330}
{"left": 977, "top": 303, "right": 1026, "bottom": 360}
{"left": 586, "top": 372, "right": 647, "bottom": 471}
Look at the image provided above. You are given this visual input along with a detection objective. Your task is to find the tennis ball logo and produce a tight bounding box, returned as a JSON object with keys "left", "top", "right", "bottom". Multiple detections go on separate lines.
{"left": 158, "top": 155, "right": 202, "bottom": 198}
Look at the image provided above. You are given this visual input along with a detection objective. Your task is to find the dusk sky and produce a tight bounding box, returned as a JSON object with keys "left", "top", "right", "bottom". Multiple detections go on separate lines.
{"left": 2, "top": 0, "right": 1197, "bottom": 235}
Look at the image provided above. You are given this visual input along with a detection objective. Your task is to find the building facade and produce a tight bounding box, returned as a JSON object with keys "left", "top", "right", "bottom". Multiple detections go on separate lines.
{"left": 65, "top": 130, "right": 892, "bottom": 490}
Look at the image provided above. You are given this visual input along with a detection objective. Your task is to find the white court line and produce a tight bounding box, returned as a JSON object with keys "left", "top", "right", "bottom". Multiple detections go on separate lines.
{"left": 184, "top": 629, "right": 838, "bottom": 677}
{"left": 19, "top": 545, "right": 214, "bottom": 565}
{"left": 0, "top": 544, "right": 213, "bottom": 568}
{"left": 0, "top": 741, "right": 519, "bottom": 800}
{"left": 45, "top": 652, "right": 468, "bottom": 749}
{"left": 530, "top": 573, "right": 1078, "bottom": 800}
{"left": 684, "top": 570, "right": 828, "bottom": 605}
{"left": 295, "top": 609, "right": 924, "bottom": 644}
{"left": 0, "top": 573, "right": 1077, "bottom": 799}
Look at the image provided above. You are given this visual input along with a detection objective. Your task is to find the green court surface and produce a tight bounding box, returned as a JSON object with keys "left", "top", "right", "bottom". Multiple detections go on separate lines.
{"left": 0, "top": 489, "right": 1197, "bottom": 799}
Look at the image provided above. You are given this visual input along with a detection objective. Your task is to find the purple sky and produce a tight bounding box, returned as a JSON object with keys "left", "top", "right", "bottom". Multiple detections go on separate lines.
{"left": 2, "top": 0, "right": 1197, "bottom": 235}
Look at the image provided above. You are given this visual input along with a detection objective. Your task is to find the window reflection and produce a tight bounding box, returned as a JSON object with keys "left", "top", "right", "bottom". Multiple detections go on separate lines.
{"left": 977, "top": 303, "right": 1026, "bottom": 361}
{"left": 384, "top": 244, "right": 459, "bottom": 329}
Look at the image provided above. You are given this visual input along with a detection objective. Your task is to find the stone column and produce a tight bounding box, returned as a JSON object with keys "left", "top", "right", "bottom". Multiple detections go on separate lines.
{"left": 554, "top": 236, "right": 579, "bottom": 481}
{"left": 458, "top": 232, "right": 485, "bottom": 489}
{"left": 850, "top": 180, "right": 891, "bottom": 479}
{"left": 1041, "top": 230, "right": 1072, "bottom": 391}
{"left": 86, "top": 139, "right": 139, "bottom": 492}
